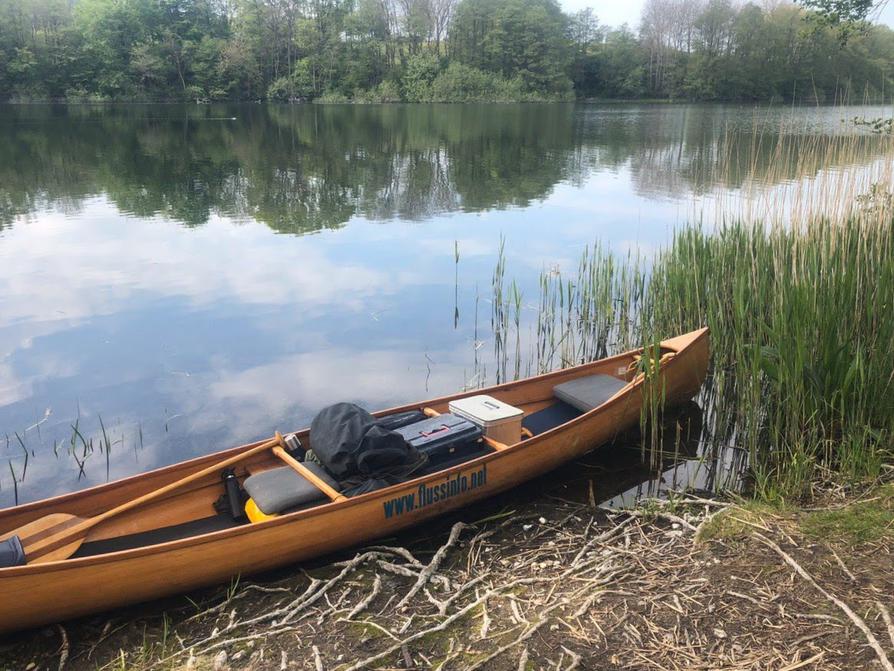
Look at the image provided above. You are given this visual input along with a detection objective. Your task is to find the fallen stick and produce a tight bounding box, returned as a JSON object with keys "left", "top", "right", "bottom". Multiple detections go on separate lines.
{"left": 570, "top": 517, "right": 634, "bottom": 566}
{"left": 828, "top": 546, "right": 857, "bottom": 582}
{"left": 560, "top": 645, "right": 582, "bottom": 670}
{"left": 346, "top": 574, "right": 382, "bottom": 619}
{"left": 313, "top": 645, "right": 324, "bottom": 671}
{"left": 878, "top": 600, "right": 894, "bottom": 649}
{"left": 601, "top": 506, "right": 697, "bottom": 532}
{"left": 517, "top": 647, "right": 529, "bottom": 671}
{"left": 56, "top": 624, "right": 69, "bottom": 671}
{"left": 396, "top": 521, "right": 469, "bottom": 609}
{"left": 437, "top": 574, "right": 488, "bottom": 615}
{"left": 778, "top": 651, "right": 825, "bottom": 671}
{"left": 756, "top": 533, "right": 894, "bottom": 671}
{"left": 465, "top": 616, "right": 551, "bottom": 670}
{"left": 340, "top": 578, "right": 537, "bottom": 671}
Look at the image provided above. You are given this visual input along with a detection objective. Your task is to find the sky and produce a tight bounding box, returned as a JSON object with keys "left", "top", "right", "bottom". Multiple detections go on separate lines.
{"left": 559, "top": 0, "right": 894, "bottom": 30}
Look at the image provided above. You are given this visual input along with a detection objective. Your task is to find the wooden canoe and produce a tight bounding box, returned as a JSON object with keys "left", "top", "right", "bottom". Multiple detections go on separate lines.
{"left": 0, "top": 327, "right": 709, "bottom": 634}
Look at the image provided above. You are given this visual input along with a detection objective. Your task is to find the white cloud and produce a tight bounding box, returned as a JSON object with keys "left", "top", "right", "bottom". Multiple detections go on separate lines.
{"left": 180, "top": 346, "right": 474, "bottom": 446}
{"left": 0, "top": 201, "right": 418, "bottom": 348}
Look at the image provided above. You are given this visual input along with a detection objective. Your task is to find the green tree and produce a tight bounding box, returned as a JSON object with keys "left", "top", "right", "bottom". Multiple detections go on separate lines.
{"left": 450, "top": 0, "right": 572, "bottom": 96}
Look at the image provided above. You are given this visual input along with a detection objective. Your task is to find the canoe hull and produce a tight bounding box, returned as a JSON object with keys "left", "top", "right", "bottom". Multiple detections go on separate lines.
{"left": 0, "top": 328, "right": 708, "bottom": 633}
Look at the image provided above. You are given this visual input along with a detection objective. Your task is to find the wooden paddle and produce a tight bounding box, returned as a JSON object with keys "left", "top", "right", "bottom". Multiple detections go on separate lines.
{"left": 2, "top": 436, "right": 283, "bottom": 565}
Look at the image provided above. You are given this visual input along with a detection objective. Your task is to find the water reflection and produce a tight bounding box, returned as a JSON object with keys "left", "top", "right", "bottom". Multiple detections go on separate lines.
{"left": 1, "top": 104, "right": 582, "bottom": 231}
{"left": 527, "top": 400, "right": 748, "bottom": 509}
{"left": 2, "top": 103, "right": 891, "bottom": 233}
{"left": 0, "top": 102, "right": 890, "bottom": 506}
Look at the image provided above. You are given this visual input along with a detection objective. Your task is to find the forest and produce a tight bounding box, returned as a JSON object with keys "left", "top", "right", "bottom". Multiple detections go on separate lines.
{"left": 0, "top": 0, "right": 893, "bottom": 102}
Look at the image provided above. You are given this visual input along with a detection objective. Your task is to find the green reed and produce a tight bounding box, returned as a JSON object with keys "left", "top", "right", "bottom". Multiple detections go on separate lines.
{"left": 492, "top": 215, "right": 894, "bottom": 501}
{"left": 656, "top": 219, "right": 894, "bottom": 500}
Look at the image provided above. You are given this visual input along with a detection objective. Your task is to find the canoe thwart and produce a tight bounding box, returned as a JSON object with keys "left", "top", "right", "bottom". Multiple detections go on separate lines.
{"left": 422, "top": 407, "right": 510, "bottom": 451}
{"left": 273, "top": 433, "right": 346, "bottom": 503}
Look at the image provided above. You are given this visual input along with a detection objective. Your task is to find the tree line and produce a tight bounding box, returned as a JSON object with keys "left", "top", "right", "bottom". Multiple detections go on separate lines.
{"left": 0, "top": 0, "right": 892, "bottom": 102}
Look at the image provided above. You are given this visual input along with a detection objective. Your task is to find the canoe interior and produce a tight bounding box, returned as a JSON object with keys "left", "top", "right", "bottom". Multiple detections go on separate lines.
{"left": 0, "top": 341, "right": 688, "bottom": 558}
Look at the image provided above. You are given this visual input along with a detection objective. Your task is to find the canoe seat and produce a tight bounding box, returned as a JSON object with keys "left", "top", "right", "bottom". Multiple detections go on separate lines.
{"left": 244, "top": 462, "right": 342, "bottom": 515}
{"left": 553, "top": 374, "right": 628, "bottom": 412}
{"left": 522, "top": 401, "right": 582, "bottom": 435}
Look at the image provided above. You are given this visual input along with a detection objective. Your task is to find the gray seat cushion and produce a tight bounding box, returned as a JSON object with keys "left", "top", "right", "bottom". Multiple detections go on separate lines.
{"left": 244, "top": 462, "right": 341, "bottom": 514}
{"left": 553, "top": 374, "right": 628, "bottom": 412}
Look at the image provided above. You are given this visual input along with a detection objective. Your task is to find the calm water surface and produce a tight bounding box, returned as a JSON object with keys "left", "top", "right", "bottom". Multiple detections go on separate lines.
{"left": 0, "top": 102, "right": 889, "bottom": 507}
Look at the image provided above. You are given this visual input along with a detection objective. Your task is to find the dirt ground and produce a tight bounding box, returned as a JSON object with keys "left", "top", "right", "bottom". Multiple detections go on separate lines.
{"left": 2, "top": 476, "right": 893, "bottom": 671}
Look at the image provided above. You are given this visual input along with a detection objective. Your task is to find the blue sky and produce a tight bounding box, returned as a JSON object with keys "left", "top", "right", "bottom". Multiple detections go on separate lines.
{"left": 559, "top": 0, "right": 894, "bottom": 31}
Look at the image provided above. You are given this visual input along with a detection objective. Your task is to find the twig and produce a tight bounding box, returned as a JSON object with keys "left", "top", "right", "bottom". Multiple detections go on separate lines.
{"left": 465, "top": 618, "right": 550, "bottom": 671}
{"left": 365, "top": 545, "right": 425, "bottom": 568}
{"left": 438, "top": 574, "right": 488, "bottom": 616}
{"left": 313, "top": 644, "right": 323, "bottom": 671}
{"left": 601, "top": 507, "right": 697, "bottom": 532}
{"left": 396, "top": 522, "right": 469, "bottom": 609}
{"left": 480, "top": 604, "right": 492, "bottom": 639}
{"left": 56, "top": 625, "right": 69, "bottom": 671}
{"left": 828, "top": 546, "right": 857, "bottom": 582}
{"left": 339, "top": 617, "right": 399, "bottom": 641}
{"left": 340, "top": 578, "right": 533, "bottom": 671}
{"left": 756, "top": 533, "right": 894, "bottom": 671}
{"left": 560, "top": 646, "right": 582, "bottom": 670}
{"left": 778, "top": 651, "right": 825, "bottom": 671}
{"left": 346, "top": 574, "right": 382, "bottom": 619}
{"left": 878, "top": 601, "right": 894, "bottom": 649}
{"left": 570, "top": 517, "right": 634, "bottom": 566}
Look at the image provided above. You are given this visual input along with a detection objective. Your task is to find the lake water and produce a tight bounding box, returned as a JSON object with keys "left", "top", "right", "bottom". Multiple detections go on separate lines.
{"left": 0, "top": 102, "right": 890, "bottom": 507}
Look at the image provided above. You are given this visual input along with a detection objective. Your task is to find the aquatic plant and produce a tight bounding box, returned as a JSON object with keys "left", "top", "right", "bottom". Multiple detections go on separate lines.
{"left": 491, "top": 116, "right": 894, "bottom": 501}
{"left": 492, "top": 214, "right": 894, "bottom": 501}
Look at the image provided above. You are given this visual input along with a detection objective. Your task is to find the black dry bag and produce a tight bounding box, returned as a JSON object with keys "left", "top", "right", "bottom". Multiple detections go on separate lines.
{"left": 309, "top": 403, "right": 427, "bottom": 485}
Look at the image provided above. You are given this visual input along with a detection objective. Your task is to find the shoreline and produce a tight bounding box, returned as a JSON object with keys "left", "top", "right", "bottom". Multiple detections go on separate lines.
{"left": 1, "top": 98, "right": 881, "bottom": 107}
{"left": 3, "top": 479, "right": 891, "bottom": 670}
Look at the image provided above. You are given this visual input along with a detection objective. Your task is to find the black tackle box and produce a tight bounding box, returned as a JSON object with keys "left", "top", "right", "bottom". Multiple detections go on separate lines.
{"left": 395, "top": 413, "right": 483, "bottom": 459}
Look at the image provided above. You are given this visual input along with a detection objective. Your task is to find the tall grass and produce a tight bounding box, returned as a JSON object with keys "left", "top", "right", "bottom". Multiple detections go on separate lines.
{"left": 494, "top": 218, "right": 894, "bottom": 501}
{"left": 649, "top": 219, "right": 894, "bottom": 499}
{"left": 492, "top": 119, "right": 894, "bottom": 501}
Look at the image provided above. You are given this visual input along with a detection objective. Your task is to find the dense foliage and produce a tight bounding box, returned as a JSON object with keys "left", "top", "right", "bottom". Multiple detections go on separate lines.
{"left": 0, "top": 0, "right": 892, "bottom": 101}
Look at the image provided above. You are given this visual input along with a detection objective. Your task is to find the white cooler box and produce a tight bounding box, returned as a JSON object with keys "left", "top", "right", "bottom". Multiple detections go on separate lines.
{"left": 448, "top": 395, "right": 524, "bottom": 445}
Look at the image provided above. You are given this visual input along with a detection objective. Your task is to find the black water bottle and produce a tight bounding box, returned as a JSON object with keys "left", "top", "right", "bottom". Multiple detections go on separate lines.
{"left": 221, "top": 468, "right": 246, "bottom": 521}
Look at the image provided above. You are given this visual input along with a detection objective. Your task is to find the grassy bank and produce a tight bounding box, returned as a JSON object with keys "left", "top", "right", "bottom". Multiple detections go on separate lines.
{"left": 649, "top": 220, "right": 893, "bottom": 500}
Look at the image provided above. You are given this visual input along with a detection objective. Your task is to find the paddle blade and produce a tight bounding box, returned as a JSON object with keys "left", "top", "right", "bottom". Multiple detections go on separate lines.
{"left": 28, "top": 538, "right": 86, "bottom": 564}
{"left": 2, "top": 513, "right": 88, "bottom": 564}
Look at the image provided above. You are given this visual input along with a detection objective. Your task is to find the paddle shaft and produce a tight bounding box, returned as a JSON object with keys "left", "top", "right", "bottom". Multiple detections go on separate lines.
{"left": 24, "top": 436, "right": 281, "bottom": 562}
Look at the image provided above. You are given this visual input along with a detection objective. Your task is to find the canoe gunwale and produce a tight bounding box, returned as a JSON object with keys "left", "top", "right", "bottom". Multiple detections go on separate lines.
{"left": 0, "top": 328, "right": 709, "bottom": 577}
